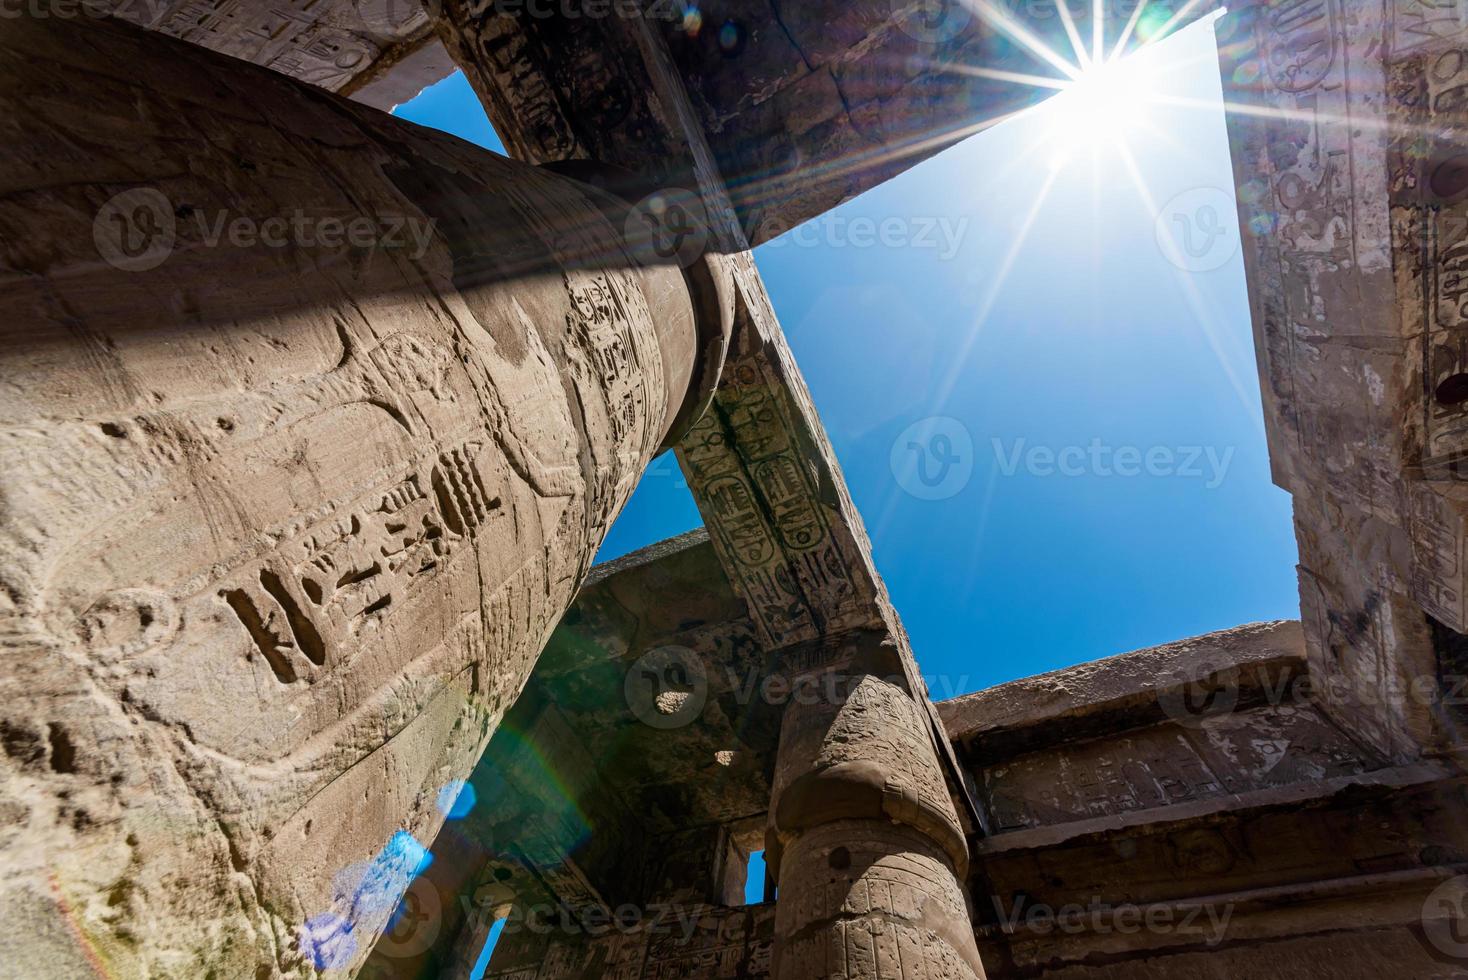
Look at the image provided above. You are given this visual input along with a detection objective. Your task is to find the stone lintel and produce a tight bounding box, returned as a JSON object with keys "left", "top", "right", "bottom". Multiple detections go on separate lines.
{"left": 939, "top": 620, "right": 1307, "bottom": 758}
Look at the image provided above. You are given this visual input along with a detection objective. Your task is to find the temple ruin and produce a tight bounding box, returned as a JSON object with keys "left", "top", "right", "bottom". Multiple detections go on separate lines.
{"left": 2, "top": 0, "right": 1468, "bottom": 977}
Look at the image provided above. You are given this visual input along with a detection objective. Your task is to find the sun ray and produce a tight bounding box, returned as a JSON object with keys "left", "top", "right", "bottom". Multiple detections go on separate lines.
{"left": 944, "top": 64, "right": 1074, "bottom": 91}
{"left": 1109, "top": 0, "right": 1151, "bottom": 61}
{"left": 1150, "top": 93, "right": 1412, "bottom": 137}
{"left": 1053, "top": 0, "right": 1095, "bottom": 71}
{"left": 964, "top": 0, "right": 1085, "bottom": 80}
{"left": 1112, "top": 140, "right": 1265, "bottom": 429}
{"left": 1138, "top": 0, "right": 1210, "bottom": 50}
{"left": 930, "top": 165, "right": 1063, "bottom": 410}
{"left": 1092, "top": 0, "right": 1106, "bottom": 65}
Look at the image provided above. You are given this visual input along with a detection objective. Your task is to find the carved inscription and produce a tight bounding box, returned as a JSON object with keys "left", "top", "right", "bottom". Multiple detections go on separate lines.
{"left": 678, "top": 357, "right": 860, "bottom": 648}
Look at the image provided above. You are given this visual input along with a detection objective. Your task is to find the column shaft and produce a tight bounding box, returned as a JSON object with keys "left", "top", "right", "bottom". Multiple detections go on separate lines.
{"left": 0, "top": 14, "right": 715, "bottom": 979}
{"left": 767, "top": 646, "right": 985, "bottom": 979}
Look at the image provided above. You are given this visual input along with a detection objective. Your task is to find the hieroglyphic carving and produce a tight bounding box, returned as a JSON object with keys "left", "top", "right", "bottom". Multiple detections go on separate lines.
{"left": 104, "top": 0, "right": 415, "bottom": 92}
{"left": 1220, "top": 0, "right": 1468, "bottom": 759}
{"left": 1394, "top": 0, "right": 1468, "bottom": 54}
{"left": 978, "top": 703, "right": 1374, "bottom": 831}
{"left": 482, "top": 905, "right": 774, "bottom": 980}
{"left": 642, "top": 906, "right": 773, "bottom": 980}
{"left": 678, "top": 349, "right": 870, "bottom": 649}
{"left": 434, "top": 0, "right": 673, "bottom": 173}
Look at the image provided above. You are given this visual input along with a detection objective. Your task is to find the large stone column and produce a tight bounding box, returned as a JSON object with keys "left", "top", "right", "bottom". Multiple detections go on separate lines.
{"left": 0, "top": 13, "right": 727, "bottom": 980}
{"left": 766, "top": 637, "right": 984, "bottom": 979}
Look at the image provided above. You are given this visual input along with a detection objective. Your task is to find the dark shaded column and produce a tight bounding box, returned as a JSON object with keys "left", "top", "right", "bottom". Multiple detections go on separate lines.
{"left": 766, "top": 638, "right": 985, "bottom": 979}
{"left": 0, "top": 13, "right": 726, "bottom": 979}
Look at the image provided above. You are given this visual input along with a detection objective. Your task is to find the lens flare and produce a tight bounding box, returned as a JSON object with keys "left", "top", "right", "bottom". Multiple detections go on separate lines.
{"left": 1046, "top": 56, "right": 1156, "bottom": 167}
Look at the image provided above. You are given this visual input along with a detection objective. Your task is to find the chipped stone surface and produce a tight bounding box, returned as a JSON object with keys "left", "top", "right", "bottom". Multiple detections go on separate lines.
{"left": 0, "top": 14, "right": 704, "bottom": 978}
{"left": 1220, "top": 0, "right": 1468, "bottom": 761}
{"left": 942, "top": 616, "right": 1468, "bottom": 977}
{"left": 769, "top": 656, "right": 983, "bottom": 979}
{"left": 102, "top": 0, "right": 452, "bottom": 99}
{"left": 939, "top": 621, "right": 1307, "bottom": 752}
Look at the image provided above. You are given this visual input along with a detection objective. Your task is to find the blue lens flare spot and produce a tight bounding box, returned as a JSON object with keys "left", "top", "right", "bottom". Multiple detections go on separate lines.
{"left": 300, "top": 912, "right": 357, "bottom": 970}
{"left": 436, "top": 779, "right": 477, "bottom": 819}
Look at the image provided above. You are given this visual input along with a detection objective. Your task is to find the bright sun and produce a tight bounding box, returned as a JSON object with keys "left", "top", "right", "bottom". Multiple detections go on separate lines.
{"left": 1046, "top": 57, "right": 1156, "bottom": 166}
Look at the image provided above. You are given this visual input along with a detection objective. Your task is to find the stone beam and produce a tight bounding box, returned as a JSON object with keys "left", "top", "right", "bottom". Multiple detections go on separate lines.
{"left": 1218, "top": 0, "right": 1468, "bottom": 762}
{"left": 99, "top": 0, "right": 1222, "bottom": 241}
{"left": 102, "top": 0, "right": 455, "bottom": 104}
{"left": 0, "top": 13, "right": 726, "bottom": 977}
{"left": 435, "top": 0, "right": 1220, "bottom": 245}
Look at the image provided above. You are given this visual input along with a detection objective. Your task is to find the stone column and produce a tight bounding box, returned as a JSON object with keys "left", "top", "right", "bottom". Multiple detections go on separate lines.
{"left": 766, "top": 638, "right": 985, "bottom": 979}
{"left": 0, "top": 14, "right": 727, "bottom": 980}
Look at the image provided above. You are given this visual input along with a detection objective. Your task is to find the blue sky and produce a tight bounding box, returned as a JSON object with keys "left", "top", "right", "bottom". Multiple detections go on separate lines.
{"left": 395, "top": 14, "right": 1298, "bottom": 698}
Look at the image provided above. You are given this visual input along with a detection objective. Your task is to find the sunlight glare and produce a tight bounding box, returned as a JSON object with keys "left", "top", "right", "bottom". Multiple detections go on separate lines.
{"left": 1045, "top": 56, "right": 1156, "bottom": 168}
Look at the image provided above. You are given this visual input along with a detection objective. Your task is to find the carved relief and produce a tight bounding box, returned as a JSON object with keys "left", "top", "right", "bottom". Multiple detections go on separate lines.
{"left": 1262, "top": 0, "right": 1338, "bottom": 93}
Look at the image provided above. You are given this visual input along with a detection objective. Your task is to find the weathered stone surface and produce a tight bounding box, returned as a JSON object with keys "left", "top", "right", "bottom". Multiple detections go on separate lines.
{"left": 768, "top": 645, "right": 984, "bottom": 980}
{"left": 946, "top": 618, "right": 1468, "bottom": 977}
{"left": 1220, "top": 0, "right": 1468, "bottom": 761}
{"left": 939, "top": 621, "right": 1307, "bottom": 753}
{"left": 0, "top": 14, "right": 713, "bottom": 978}
{"left": 103, "top": 0, "right": 452, "bottom": 99}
